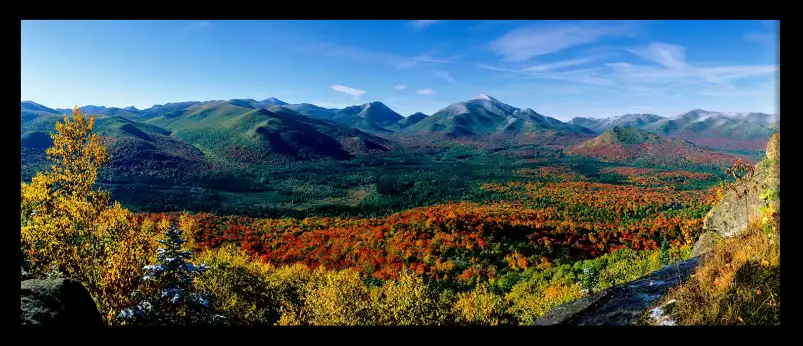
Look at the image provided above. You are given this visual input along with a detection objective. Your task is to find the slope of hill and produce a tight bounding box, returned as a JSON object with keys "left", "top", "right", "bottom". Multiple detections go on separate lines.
{"left": 20, "top": 109, "right": 207, "bottom": 185}
{"left": 569, "top": 114, "right": 665, "bottom": 133}
{"left": 327, "top": 102, "right": 403, "bottom": 132}
{"left": 282, "top": 103, "right": 338, "bottom": 120}
{"left": 144, "top": 100, "right": 392, "bottom": 164}
{"left": 388, "top": 112, "right": 429, "bottom": 131}
{"left": 403, "top": 94, "right": 595, "bottom": 144}
{"left": 21, "top": 101, "right": 58, "bottom": 114}
{"left": 642, "top": 109, "right": 775, "bottom": 150}
{"left": 566, "top": 126, "right": 745, "bottom": 167}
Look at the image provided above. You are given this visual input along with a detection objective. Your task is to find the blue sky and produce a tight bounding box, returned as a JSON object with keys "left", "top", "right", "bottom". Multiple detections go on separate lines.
{"left": 21, "top": 20, "right": 779, "bottom": 120}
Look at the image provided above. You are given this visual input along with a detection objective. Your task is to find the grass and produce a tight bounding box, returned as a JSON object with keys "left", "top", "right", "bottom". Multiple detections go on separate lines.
{"left": 647, "top": 220, "right": 780, "bottom": 325}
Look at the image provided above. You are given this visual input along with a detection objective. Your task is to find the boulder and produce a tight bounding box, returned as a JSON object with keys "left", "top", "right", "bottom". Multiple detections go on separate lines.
{"left": 21, "top": 278, "right": 104, "bottom": 327}
{"left": 690, "top": 231, "right": 722, "bottom": 258}
{"left": 703, "top": 133, "right": 779, "bottom": 238}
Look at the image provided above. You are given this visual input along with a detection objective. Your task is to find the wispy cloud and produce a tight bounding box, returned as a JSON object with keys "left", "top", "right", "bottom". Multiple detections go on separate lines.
{"left": 298, "top": 41, "right": 406, "bottom": 68}
{"left": 331, "top": 85, "right": 366, "bottom": 100}
{"left": 743, "top": 32, "right": 776, "bottom": 44}
{"left": 396, "top": 54, "right": 459, "bottom": 69}
{"left": 624, "top": 42, "right": 778, "bottom": 88}
{"left": 416, "top": 88, "right": 437, "bottom": 95}
{"left": 433, "top": 71, "right": 461, "bottom": 85}
{"left": 523, "top": 56, "right": 603, "bottom": 72}
{"left": 490, "top": 22, "right": 632, "bottom": 62}
{"left": 476, "top": 40, "right": 778, "bottom": 105}
{"left": 408, "top": 20, "right": 440, "bottom": 31}
{"left": 394, "top": 84, "right": 408, "bottom": 90}
{"left": 476, "top": 63, "right": 519, "bottom": 73}
{"left": 180, "top": 20, "right": 212, "bottom": 33}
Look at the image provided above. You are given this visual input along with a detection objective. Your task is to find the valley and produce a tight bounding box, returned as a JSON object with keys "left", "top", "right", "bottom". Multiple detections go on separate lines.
{"left": 20, "top": 96, "right": 771, "bottom": 217}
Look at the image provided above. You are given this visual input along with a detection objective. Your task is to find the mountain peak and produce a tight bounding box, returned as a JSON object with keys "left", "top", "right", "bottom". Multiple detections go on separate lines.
{"left": 475, "top": 94, "right": 498, "bottom": 102}
{"left": 260, "top": 97, "right": 287, "bottom": 106}
{"left": 366, "top": 101, "right": 388, "bottom": 108}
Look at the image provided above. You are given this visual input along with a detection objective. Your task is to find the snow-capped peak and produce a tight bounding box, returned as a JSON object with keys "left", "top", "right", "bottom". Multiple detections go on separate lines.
{"left": 476, "top": 94, "right": 497, "bottom": 102}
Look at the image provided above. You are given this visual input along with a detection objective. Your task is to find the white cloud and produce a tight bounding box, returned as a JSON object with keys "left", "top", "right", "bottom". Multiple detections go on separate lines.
{"left": 523, "top": 57, "right": 599, "bottom": 72}
{"left": 433, "top": 71, "right": 461, "bottom": 85}
{"left": 299, "top": 41, "right": 407, "bottom": 69}
{"left": 396, "top": 54, "right": 457, "bottom": 69}
{"left": 395, "top": 61, "right": 419, "bottom": 69}
{"left": 416, "top": 88, "right": 437, "bottom": 95}
{"left": 408, "top": 20, "right": 440, "bottom": 30}
{"left": 476, "top": 63, "right": 519, "bottom": 73}
{"left": 331, "top": 85, "right": 366, "bottom": 99}
{"left": 394, "top": 84, "right": 408, "bottom": 90}
{"left": 490, "top": 22, "right": 630, "bottom": 62}
{"left": 743, "top": 32, "right": 776, "bottom": 44}
{"left": 413, "top": 55, "right": 455, "bottom": 64}
{"left": 181, "top": 20, "right": 211, "bottom": 32}
{"left": 623, "top": 42, "right": 778, "bottom": 88}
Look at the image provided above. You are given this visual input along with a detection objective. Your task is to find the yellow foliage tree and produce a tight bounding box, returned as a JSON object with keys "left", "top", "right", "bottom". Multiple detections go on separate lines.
{"left": 20, "top": 107, "right": 151, "bottom": 323}
{"left": 195, "top": 244, "right": 280, "bottom": 325}
{"left": 290, "top": 268, "right": 376, "bottom": 326}
{"left": 370, "top": 271, "right": 448, "bottom": 325}
{"left": 452, "top": 283, "right": 508, "bottom": 325}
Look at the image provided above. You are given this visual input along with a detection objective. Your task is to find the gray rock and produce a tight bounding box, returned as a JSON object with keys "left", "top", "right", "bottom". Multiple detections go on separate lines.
{"left": 703, "top": 133, "right": 780, "bottom": 238}
{"left": 535, "top": 257, "right": 700, "bottom": 326}
{"left": 21, "top": 278, "right": 104, "bottom": 327}
{"left": 691, "top": 231, "right": 722, "bottom": 258}
{"left": 703, "top": 176, "right": 766, "bottom": 238}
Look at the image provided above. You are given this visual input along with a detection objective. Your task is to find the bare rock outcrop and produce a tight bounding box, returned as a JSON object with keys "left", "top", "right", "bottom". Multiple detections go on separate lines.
{"left": 21, "top": 278, "right": 104, "bottom": 327}
{"left": 702, "top": 132, "right": 779, "bottom": 239}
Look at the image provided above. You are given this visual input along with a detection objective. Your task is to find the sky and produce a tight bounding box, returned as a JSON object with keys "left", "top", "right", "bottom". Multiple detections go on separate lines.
{"left": 21, "top": 20, "right": 779, "bottom": 120}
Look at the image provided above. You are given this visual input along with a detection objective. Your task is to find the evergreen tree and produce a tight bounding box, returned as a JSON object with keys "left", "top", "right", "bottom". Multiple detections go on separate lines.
{"left": 118, "top": 223, "right": 224, "bottom": 325}
{"left": 659, "top": 238, "right": 669, "bottom": 266}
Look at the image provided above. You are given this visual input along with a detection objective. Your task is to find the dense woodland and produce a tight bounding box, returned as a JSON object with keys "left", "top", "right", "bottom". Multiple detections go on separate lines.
{"left": 20, "top": 108, "right": 778, "bottom": 325}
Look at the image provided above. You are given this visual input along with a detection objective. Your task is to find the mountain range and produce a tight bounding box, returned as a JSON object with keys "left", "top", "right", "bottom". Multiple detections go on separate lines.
{"left": 22, "top": 95, "right": 776, "bottom": 161}
{"left": 567, "top": 126, "right": 746, "bottom": 167}
{"left": 570, "top": 110, "right": 777, "bottom": 151}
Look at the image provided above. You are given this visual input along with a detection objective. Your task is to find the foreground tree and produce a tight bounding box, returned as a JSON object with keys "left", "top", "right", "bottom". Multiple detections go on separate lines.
{"left": 20, "top": 107, "right": 147, "bottom": 322}
{"left": 118, "top": 224, "right": 224, "bottom": 325}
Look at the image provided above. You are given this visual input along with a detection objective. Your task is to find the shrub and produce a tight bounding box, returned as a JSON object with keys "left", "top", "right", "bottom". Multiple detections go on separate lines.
{"left": 287, "top": 267, "right": 375, "bottom": 326}
{"left": 370, "top": 271, "right": 448, "bottom": 325}
{"left": 659, "top": 221, "right": 780, "bottom": 325}
{"left": 195, "top": 244, "right": 280, "bottom": 325}
{"left": 453, "top": 283, "right": 509, "bottom": 325}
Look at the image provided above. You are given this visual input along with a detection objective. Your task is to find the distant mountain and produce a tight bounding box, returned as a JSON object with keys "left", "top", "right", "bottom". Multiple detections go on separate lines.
{"left": 139, "top": 101, "right": 203, "bottom": 118}
{"left": 260, "top": 97, "right": 288, "bottom": 106}
{"left": 392, "top": 112, "right": 429, "bottom": 130}
{"left": 21, "top": 101, "right": 63, "bottom": 123}
{"left": 642, "top": 109, "right": 775, "bottom": 151}
{"left": 332, "top": 102, "right": 404, "bottom": 128}
{"left": 566, "top": 126, "right": 746, "bottom": 167}
{"left": 282, "top": 101, "right": 403, "bottom": 132}
{"left": 402, "top": 94, "right": 595, "bottom": 144}
{"left": 21, "top": 101, "right": 58, "bottom": 114}
{"left": 283, "top": 103, "right": 338, "bottom": 120}
{"left": 143, "top": 100, "right": 391, "bottom": 163}
{"left": 21, "top": 108, "right": 205, "bottom": 184}
{"left": 569, "top": 114, "right": 665, "bottom": 133}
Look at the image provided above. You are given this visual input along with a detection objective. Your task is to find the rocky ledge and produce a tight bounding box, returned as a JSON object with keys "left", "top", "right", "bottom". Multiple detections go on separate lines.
{"left": 534, "top": 257, "right": 700, "bottom": 326}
